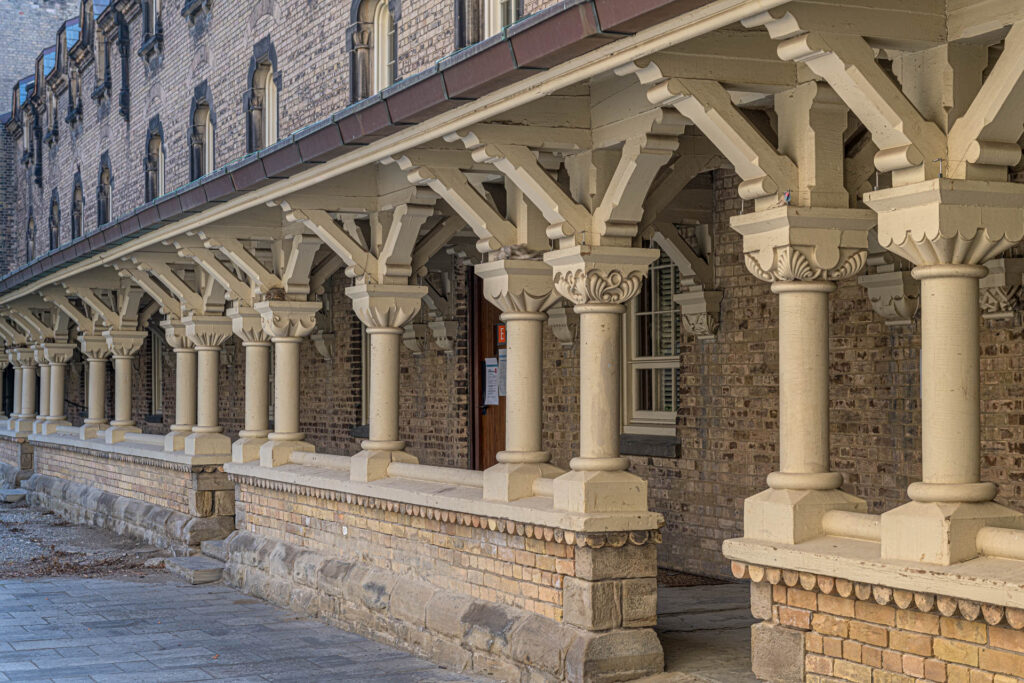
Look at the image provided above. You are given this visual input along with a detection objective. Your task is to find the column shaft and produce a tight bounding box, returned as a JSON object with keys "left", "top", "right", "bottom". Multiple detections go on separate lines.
{"left": 11, "top": 364, "right": 22, "bottom": 421}
{"left": 36, "top": 364, "right": 51, "bottom": 421}
{"left": 575, "top": 305, "right": 626, "bottom": 471}
{"left": 49, "top": 364, "right": 66, "bottom": 420}
{"left": 111, "top": 357, "right": 133, "bottom": 426}
{"left": 271, "top": 339, "right": 300, "bottom": 438}
{"left": 368, "top": 328, "right": 402, "bottom": 444}
{"left": 500, "top": 314, "right": 546, "bottom": 459}
{"left": 195, "top": 347, "right": 221, "bottom": 431}
{"left": 243, "top": 342, "right": 271, "bottom": 436}
{"left": 21, "top": 363, "right": 36, "bottom": 419}
{"left": 768, "top": 281, "right": 841, "bottom": 490}
{"left": 86, "top": 359, "right": 106, "bottom": 423}
{"left": 174, "top": 349, "right": 197, "bottom": 427}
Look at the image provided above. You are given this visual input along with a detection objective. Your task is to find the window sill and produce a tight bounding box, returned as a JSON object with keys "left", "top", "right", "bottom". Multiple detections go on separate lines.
{"left": 620, "top": 432, "right": 680, "bottom": 459}
{"left": 137, "top": 34, "right": 163, "bottom": 61}
{"left": 181, "top": 0, "right": 210, "bottom": 21}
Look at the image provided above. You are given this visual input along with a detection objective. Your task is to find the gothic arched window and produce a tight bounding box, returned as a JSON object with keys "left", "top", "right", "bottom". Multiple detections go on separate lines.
{"left": 71, "top": 173, "right": 83, "bottom": 239}
{"left": 97, "top": 158, "right": 112, "bottom": 226}
{"left": 145, "top": 127, "right": 164, "bottom": 202}
{"left": 190, "top": 102, "right": 214, "bottom": 180}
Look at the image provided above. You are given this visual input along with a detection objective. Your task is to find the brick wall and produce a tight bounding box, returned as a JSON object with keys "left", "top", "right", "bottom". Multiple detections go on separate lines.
{"left": 0, "top": 0, "right": 78, "bottom": 100}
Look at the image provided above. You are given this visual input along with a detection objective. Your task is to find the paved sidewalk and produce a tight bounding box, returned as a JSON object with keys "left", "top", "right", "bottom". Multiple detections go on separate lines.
{"left": 0, "top": 574, "right": 486, "bottom": 682}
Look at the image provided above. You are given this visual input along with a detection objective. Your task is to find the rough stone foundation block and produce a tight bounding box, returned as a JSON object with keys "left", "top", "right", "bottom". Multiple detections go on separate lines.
{"left": 1, "top": 488, "right": 27, "bottom": 503}
{"left": 751, "top": 621, "right": 805, "bottom": 683}
{"left": 166, "top": 555, "right": 225, "bottom": 584}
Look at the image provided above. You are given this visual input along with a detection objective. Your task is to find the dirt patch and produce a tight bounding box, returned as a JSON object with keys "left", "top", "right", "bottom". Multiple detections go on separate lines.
{"left": 0, "top": 500, "right": 167, "bottom": 579}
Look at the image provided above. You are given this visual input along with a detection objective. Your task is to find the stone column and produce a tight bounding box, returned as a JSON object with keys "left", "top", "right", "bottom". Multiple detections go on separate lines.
{"left": 183, "top": 314, "right": 233, "bottom": 456}
{"left": 162, "top": 320, "right": 197, "bottom": 452}
{"left": 32, "top": 345, "right": 51, "bottom": 434}
{"left": 253, "top": 300, "right": 321, "bottom": 467}
{"left": 39, "top": 343, "right": 76, "bottom": 434}
{"left": 6, "top": 348, "right": 21, "bottom": 429}
{"left": 475, "top": 259, "right": 562, "bottom": 501}
{"left": 867, "top": 180, "right": 1024, "bottom": 564}
{"left": 103, "top": 330, "right": 148, "bottom": 444}
{"left": 12, "top": 347, "right": 38, "bottom": 434}
{"left": 543, "top": 246, "right": 660, "bottom": 513}
{"left": 732, "top": 207, "right": 875, "bottom": 543}
{"left": 227, "top": 305, "right": 272, "bottom": 463}
{"left": 346, "top": 283, "right": 426, "bottom": 482}
{"left": 79, "top": 335, "right": 111, "bottom": 439}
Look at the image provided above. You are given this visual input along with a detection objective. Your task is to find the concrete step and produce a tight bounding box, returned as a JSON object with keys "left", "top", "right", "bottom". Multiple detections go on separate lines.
{"left": 165, "top": 555, "right": 224, "bottom": 585}
{"left": 0, "top": 489, "right": 27, "bottom": 503}
{"left": 200, "top": 539, "right": 228, "bottom": 562}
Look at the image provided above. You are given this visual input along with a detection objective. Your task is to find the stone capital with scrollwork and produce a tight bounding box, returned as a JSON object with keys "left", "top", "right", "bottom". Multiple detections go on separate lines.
{"left": 544, "top": 245, "right": 658, "bottom": 307}
{"left": 228, "top": 304, "right": 271, "bottom": 345}
{"left": 16, "top": 347, "right": 37, "bottom": 368}
{"left": 79, "top": 335, "right": 112, "bottom": 360}
{"left": 160, "top": 319, "right": 194, "bottom": 351}
{"left": 183, "top": 314, "right": 233, "bottom": 349}
{"left": 475, "top": 259, "right": 561, "bottom": 315}
{"left": 865, "top": 179, "right": 1024, "bottom": 268}
{"left": 345, "top": 283, "right": 427, "bottom": 330}
{"left": 103, "top": 330, "right": 148, "bottom": 359}
{"left": 731, "top": 207, "right": 875, "bottom": 283}
{"left": 254, "top": 300, "right": 322, "bottom": 340}
{"left": 42, "top": 343, "right": 77, "bottom": 366}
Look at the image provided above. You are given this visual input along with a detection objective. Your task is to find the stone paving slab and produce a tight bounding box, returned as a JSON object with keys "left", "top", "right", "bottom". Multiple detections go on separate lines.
{"left": 0, "top": 574, "right": 488, "bottom": 682}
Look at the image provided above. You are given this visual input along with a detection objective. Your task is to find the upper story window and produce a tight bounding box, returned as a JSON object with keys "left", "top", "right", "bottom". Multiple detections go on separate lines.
{"left": 458, "top": 0, "right": 520, "bottom": 46}
{"left": 67, "top": 67, "right": 82, "bottom": 123}
{"left": 352, "top": 1, "right": 396, "bottom": 100}
{"left": 97, "top": 158, "right": 112, "bottom": 226}
{"left": 145, "top": 129, "right": 164, "bottom": 202}
{"left": 45, "top": 90, "right": 59, "bottom": 144}
{"left": 93, "top": 34, "right": 111, "bottom": 100}
{"left": 248, "top": 61, "right": 278, "bottom": 151}
{"left": 71, "top": 174, "right": 84, "bottom": 240}
{"left": 26, "top": 217, "right": 35, "bottom": 262}
{"left": 140, "top": 0, "right": 163, "bottom": 58}
{"left": 622, "top": 246, "right": 682, "bottom": 436}
{"left": 190, "top": 102, "right": 214, "bottom": 180}
{"left": 49, "top": 194, "right": 60, "bottom": 251}
{"left": 483, "top": 0, "right": 518, "bottom": 37}
{"left": 372, "top": 1, "right": 395, "bottom": 94}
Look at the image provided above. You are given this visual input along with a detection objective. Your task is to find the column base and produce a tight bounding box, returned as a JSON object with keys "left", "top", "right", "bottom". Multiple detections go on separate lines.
{"left": 31, "top": 418, "right": 51, "bottom": 435}
{"left": 80, "top": 422, "right": 107, "bottom": 440}
{"left": 163, "top": 427, "right": 193, "bottom": 452}
{"left": 257, "top": 439, "right": 314, "bottom": 467}
{"left": 553, "top": 470, "right": 648, "bottom": 513}
{"left": 744, "top": 487, "right": 867, "bottom": 545}
{"left": 881, "top": 500, "right": 1024, "bottom": 565}
{"left": 484, "top": 462, "right": 563, "bottom": 502}
{"left": 184, "top": 431, "right": 232, "bottom": 456}
{"left": 350, "top": 442, "right": 417, "bottom": 483}
{"left": 11, "top": 418, "right": 36, "bottom": 435}
{"left": 38, "top": 419, "right": 69, "bottom": 435}
{"left": 233, "top": 436, "right": 270, "bottom": 464}
{"left": 105, "top": 424, "right": 142, "bottom": 444}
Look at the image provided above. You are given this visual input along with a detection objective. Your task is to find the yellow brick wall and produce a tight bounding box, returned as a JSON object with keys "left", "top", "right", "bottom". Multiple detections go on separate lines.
{"left": 34, "top": 443, "right": 194, "bottom": 515}
{"left": 237, "top": 482, "right": 575, "bottom": 622}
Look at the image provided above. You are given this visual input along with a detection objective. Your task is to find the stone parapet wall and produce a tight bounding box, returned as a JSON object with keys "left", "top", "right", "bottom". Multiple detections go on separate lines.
{"left": 32, "top": 440, "right": 231, "bottom": 517}
{"left": 736, "top": 562, "right": 1024, "bottom": 683}
{"left": 0, "top": 434, "right": 32, "bottom": 487}
{"left": 230, "top": 474, "right": 662, "bottom": 681}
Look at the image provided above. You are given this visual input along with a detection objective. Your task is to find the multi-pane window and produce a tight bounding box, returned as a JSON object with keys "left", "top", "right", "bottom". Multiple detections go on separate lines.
{"left": 248, "top": 65, "right": 277, "bottom": 151}
{"left": 484, "top": 0, "right": 518, "bottom": 37}
{"left": 190, "top": 104, "right": 214, "bottom": 180}
{"left": 372, "top": 1, "right": 395, "bottom": 94}
{"left": 622, "top": 247, "right": 682, "bottom": 434}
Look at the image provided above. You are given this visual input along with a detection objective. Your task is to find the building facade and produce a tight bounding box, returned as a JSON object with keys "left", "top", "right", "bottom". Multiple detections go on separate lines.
{"left": 4, "top": 0, "right": 1024, "bottom": 681}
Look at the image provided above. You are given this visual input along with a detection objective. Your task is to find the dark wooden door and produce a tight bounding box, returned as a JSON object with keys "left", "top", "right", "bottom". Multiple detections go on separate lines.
{"left": 470, "top": 277, "right": 506, "bottom": 470}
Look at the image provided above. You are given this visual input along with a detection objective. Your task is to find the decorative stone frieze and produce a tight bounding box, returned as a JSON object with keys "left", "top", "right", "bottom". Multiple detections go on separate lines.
{"left": 253, "top": 300, "right": 323, "bottom": 467}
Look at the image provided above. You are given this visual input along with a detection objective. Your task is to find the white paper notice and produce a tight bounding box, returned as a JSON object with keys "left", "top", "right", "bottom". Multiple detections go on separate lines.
{"left": 497, "top": 348, "right": 507, "bottom": 397}
{"left": 484, "top": 357, "right": 500, "bottom": 406}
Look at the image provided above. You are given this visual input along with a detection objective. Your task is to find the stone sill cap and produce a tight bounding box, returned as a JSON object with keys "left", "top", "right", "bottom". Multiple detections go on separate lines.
{"left": 28, "top": 433, "right": 231, "bottom": 469}
{"left": 225, "top": 461, "right": 663, "bottom": 534}
{"left": 724, "top": 535, "right": 1024, "bottom": 610}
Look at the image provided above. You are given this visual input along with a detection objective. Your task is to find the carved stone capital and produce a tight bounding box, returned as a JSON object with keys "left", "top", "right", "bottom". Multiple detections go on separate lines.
{"left": 183, "top": 314, "right": 233, "bottom": 349}
{"left": 160, "top": 319, "right": 194, "bottom": 350}
{"left": 345, "top": 284, "right": 427, "bottom": 330}
{"left": 865, "top": 179, "right": 1024, "bottom": 267}
{"left": 475, "top": 259, "right": 561, "bottom": 314}
{"left": 979, "top": 258, "right": 1024, "bottom": 321}
{"left": 228, "top": 304, "right": 271, "bottom": 344}
{"left": 428, "top": 320, "right": 459, "bottom": 353}
{"left": 676, "top": 289, "right": 723, "bottom": 341}
{"left": 104, "top": 330, "right": 147, "bottom": 358}
{"left": 544, "top": 246, "right": 658, "bottom": 306}
{"left": 16, "top": 347, "right": 37, "bottom": 368}
{"left": 41, "top": 343, "right": 77, "bottom": 365}
{"left": 402, "top": 323, "right": 429, "bottom": 354}
{"left": 858, "top": 270, "right": 921, "bottom": 326}
{"left": 254, "top": 300, "right": 321, "bottom": 340}
{"left": 78, "top": 335, "right": 112, "bottom": 360}
{"left": 731, "top": 207, "right": 875, "bottom": 283}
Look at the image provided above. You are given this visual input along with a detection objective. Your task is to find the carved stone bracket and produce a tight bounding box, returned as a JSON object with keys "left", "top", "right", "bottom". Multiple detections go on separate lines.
{"left": 402, "top": 324, "right": 429, "bottom": 355}
{"left": 731, "top": 206, "right": 875, "bottom": 283}
{"left": 428, "top": 320, "right": 459, "bottom": 353}
{"left": 79, "top": 334, "right": 113, "bottom": 360}
{"left": 676, "top": 289, "right": 723, "bottom": 341}
{"left": 858, "top": 269, "right": 921, "bottom": 327}
{"left": 160, "top": 319, "right": 194, "bottom": 350}
{"left": 546, "top": 303, "right": 577, "bottom": 348}
{"left": 979, "top": 258, "right": 1024, "bottom": 321}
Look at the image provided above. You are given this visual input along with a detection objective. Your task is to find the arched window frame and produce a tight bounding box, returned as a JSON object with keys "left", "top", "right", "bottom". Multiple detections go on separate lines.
{"left": 372, "top": 0, "right": 395, "bottom": 94}
{"left": 245, "top": 39, "right": 280, "bottom": 153}
{"left": 26, "top": 215, "right": 35, "bottom": 263}
{"left": 457, "top": 0, "right": 521, "bottom": 47}
{"left": 66, "top": 66, "right": 82, "bottom": 124}
{"left": 71, "top": 171, "right": 84, "bottom": 240}
{"left": 145, "top": 118, "right": 165, "bottom": 202}
{"left": 49, "top": 191, "right": 60, "bottom": 251}
{"left": 97, "top": 153, "right": 112, "bottom": 227}
{"left": 350, "top": 0, "right": 399, "bottom": 101}
{"left": 140, "top": 0, "right": 163, "bottom": 59}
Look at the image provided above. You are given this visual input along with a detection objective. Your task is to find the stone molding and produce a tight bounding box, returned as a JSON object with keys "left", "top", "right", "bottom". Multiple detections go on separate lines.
{"left": 676, "top": 289, "right": 723, "bottom": 340}
{"left": 228, "top": 305, "right": 271, "bottom": 344}
{"left": 103, "top": 329, "right": 148, "bottom": 358}
{"left": 227, "top": 471, "right": 662, "bottom": 550}
{"left": 858, "top": 269, "right": 920, "bottom": 326}
{"left": 731, "top": 206, "right": 875, "bottom": 283}
{"left": 184, "top": 314, "right": 233, "bottom": 348}
{"left": 733, "top": 561, "right": 1024, "bottom": 631}
{"left": 30, "top": 437, "right": 225, "bottom": 474}
{"left": 979, "top": 257, "right": 1024, "bottom": 321}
